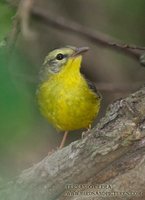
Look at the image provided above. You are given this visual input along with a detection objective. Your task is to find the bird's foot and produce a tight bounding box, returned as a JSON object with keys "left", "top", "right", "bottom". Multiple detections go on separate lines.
{"left": 81, "top": 124, "right": 92, "bottom": 139}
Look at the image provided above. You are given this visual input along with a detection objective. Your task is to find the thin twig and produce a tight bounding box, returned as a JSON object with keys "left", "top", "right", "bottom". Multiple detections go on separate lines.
{"left": 6, "top": 0, "right": 34, "bottom": 52}
{"left": 5, "top": 2, "right": 145, "bottom": 65}
{"left": 19, "top": 0, "right": 36, "bottom": 39}
{"left": 108, "top": 42, "right": 145, "bottom": 51}
{"left": 31, "top": 6, "right": 144, "bottom": 62}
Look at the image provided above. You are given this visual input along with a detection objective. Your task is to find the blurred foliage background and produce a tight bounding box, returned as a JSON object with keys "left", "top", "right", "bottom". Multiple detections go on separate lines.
{"left": 0, "top": 0, "right": 145, "bottom": 180}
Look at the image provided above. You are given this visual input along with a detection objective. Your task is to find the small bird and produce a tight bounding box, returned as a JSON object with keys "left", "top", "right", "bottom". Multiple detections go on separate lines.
{"left": 37, "top": 46, "right": 101, "bottom": 149}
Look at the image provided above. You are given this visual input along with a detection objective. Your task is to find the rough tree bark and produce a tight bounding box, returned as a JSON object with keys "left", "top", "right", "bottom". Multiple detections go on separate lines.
{"left": 0, "top": 86, "right": 145, "bottom": 200}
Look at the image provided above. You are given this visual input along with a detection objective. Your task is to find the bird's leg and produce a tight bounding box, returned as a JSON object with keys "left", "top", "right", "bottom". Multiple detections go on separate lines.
{"left": 47, "top": 131, "right": 68, "bottom": 155}
{"left": 88, "top": 124, "right": 92, "bottom": 131}
{"left": 59, "top": 131, "right": 68, "bottom": 149}
{"left": 81, "top": 124, "right": 92, "bottom": 139}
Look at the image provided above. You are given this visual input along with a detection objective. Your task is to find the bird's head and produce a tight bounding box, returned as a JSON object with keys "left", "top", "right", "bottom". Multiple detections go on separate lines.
{"left": 39, "top": 46, "right": 89, "bottom": 81}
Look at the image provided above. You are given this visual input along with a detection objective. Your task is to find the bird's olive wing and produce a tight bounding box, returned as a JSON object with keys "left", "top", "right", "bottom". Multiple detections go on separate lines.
{"left": 86, "top": 78, "right": 102, "bottom": 100}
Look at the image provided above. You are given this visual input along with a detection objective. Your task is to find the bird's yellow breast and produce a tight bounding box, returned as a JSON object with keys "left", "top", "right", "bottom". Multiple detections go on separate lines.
{"left": 37, "top": 56, "right": 101, "bottom": 131}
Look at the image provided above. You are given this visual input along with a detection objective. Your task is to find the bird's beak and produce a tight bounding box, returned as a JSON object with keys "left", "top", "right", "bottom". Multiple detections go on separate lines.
{"left": 72, "top": 47, "right": 89, "bottom": 57}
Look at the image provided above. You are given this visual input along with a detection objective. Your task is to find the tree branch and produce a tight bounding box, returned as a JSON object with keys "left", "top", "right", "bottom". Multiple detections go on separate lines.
{"left": 5, "top": 1, "right": 145, "bottom": 66}
{"left": 0, "top": 86, "right": 145, "bottom": 200}
{"left": 31, "top": 6, "right": 145, "bottom": 65}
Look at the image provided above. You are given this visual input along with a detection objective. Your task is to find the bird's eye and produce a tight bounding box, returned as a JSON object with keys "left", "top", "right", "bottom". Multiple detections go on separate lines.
{"left": 56, "top": 53, "right": 64, "bottom": 60}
